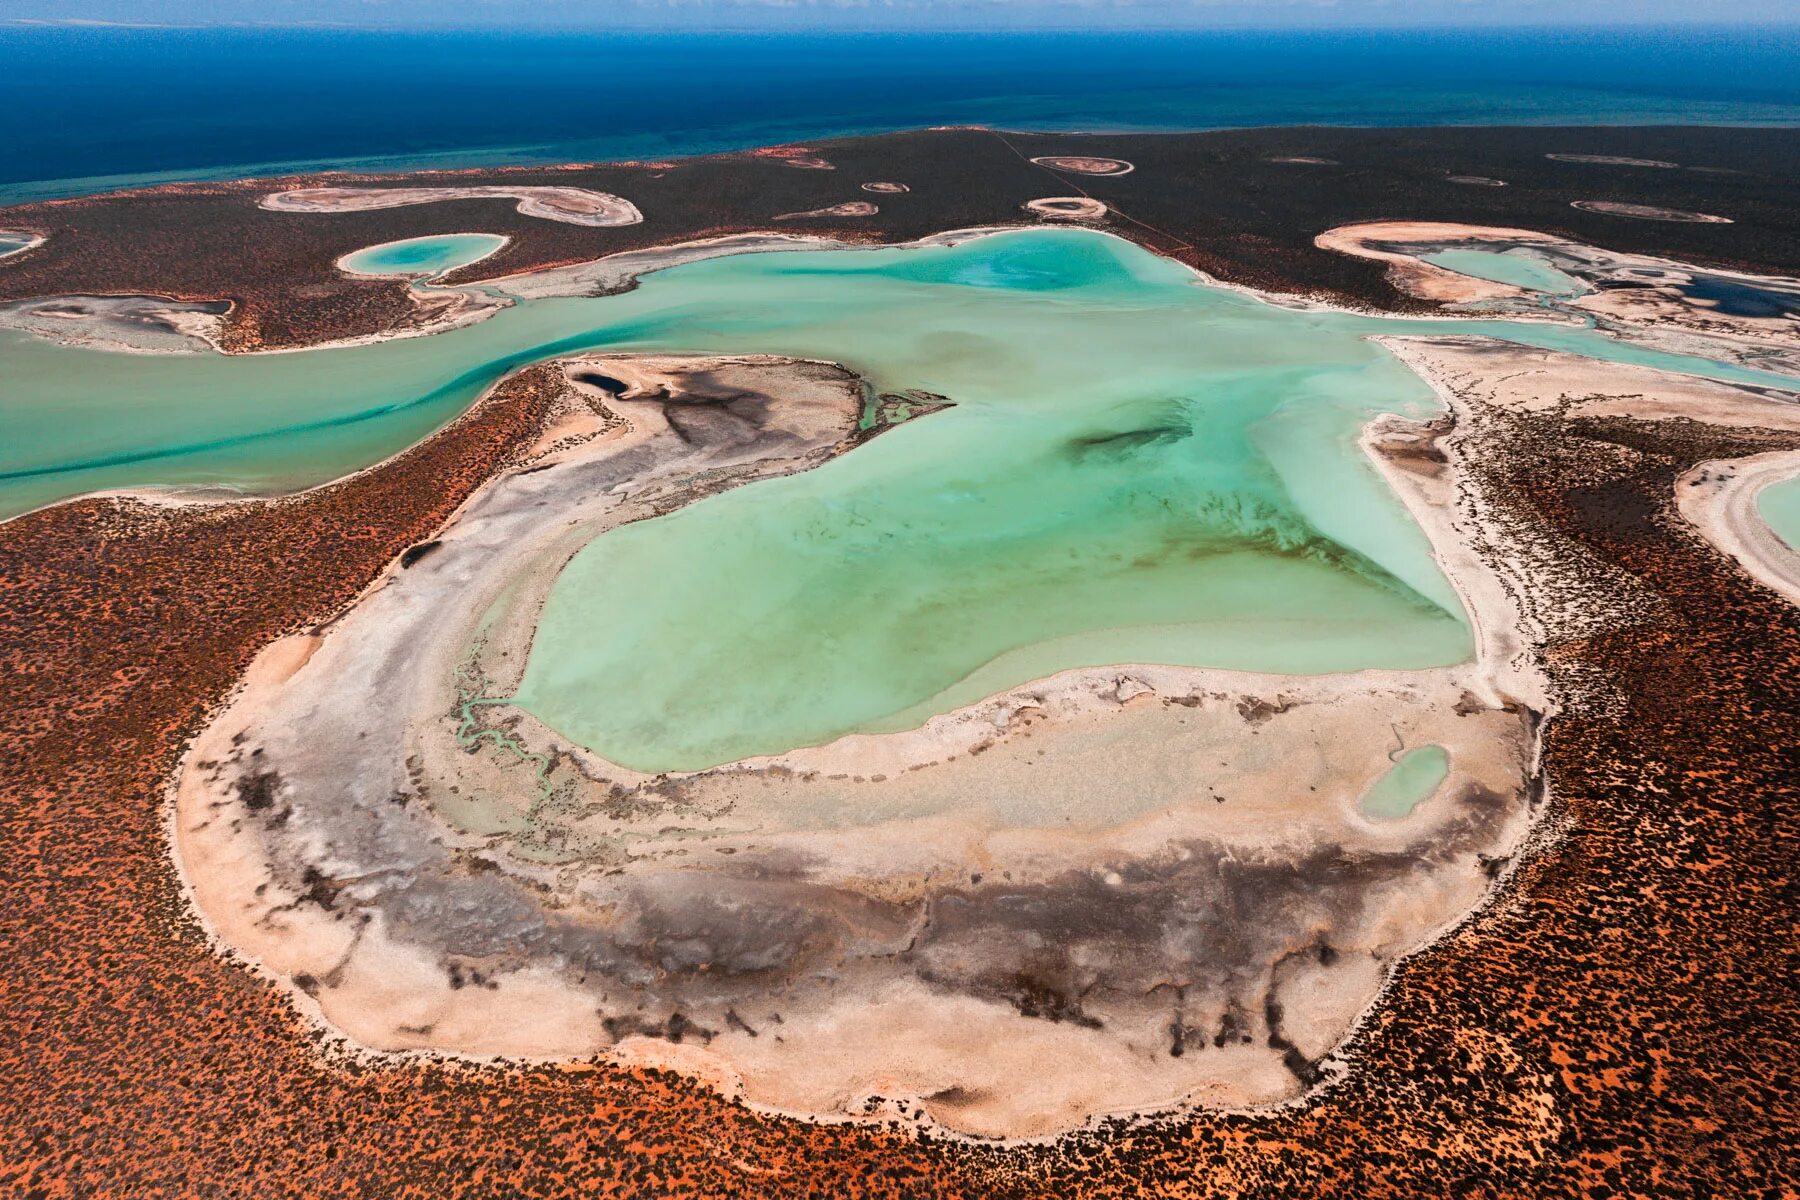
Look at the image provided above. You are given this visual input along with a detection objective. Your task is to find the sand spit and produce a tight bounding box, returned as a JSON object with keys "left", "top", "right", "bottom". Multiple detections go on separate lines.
{"left": 773, "top": 201, "right": 878, "bottom": 220}
{"left": 1547, "top": 153, "right": 1680, "bottom": 168}
{"left": 1448, "top": 175, "right": 1508, "bottom": 187}
{"left": 1571, "top": 200, "right": 1732, "bottom": 224}
{"left": 1677, "top": 450, "right": 1800, "bottom": 608}
{"left": 167, "top": 328, "right": 1590, "bottom": 1139}
{"left": 1030, "top": 156, "right": 1135, "bottom": 176}
{"left": 0, "top": 230, "right": 45, "bottom": 259}
{"left": 482, "top": 226, "right": 1021, "bottom": 303}
{"left": 1026, "top": 197, "right": 1109, "bottom": 221}
{"left": 1317, "top": 220, "right": 1568, "bottom": 304}
{"left": 261, "top": 185, "right": 644, "bottom": 228}
{"left": 0, "top": 292, "right": 230, "bottom": 353}
{"left": 861, "top": 182, "right": 910, "bottom": 193}
{"left": 482, "top": 232, "right": 855, "bottom": 300}
{"left": 1321, "top": 220, "right": 1800, "bottom": 356}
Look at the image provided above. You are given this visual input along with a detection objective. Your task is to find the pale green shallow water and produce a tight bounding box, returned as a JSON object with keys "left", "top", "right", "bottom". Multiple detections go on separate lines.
{"left": 1421, "top": 248, "right": 1586, "bottom": 297}
{"left": 1757, "top": 474, "right": 1800, "bottom": 552}
{"left": 6, "top": 229, "right": 1798, "bottom": 768}
{"left": 339, "top": 233, "right": 509, "bottom": 278}
{"left": 1359, "top": 745, "right": 1451, "bottom": 820}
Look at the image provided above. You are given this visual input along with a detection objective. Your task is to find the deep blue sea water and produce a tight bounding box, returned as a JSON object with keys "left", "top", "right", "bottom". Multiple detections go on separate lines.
{"left": 1, "top": 25, "right": 1798, "bottom": 204}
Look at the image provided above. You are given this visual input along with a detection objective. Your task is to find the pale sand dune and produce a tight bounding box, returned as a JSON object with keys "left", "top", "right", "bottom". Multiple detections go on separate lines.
{"left": 261, "top": 185, "right": 643, "bottom": 227}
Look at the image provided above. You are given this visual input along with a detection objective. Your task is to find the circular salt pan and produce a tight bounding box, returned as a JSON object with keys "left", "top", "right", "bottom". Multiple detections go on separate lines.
{"left": 773, "top": 201, "right": 878, "bottom": 220}
{"left": 1548, "top": 154, "right": 1678, "bottom": 168}
{"left": 1030, "top": 155, "right": 1135, "bottom": 177}
{"left": 1026, "top": 196, "right": 1108, "bottom": 220}
{"left": 263, "top": 185, "right": 642, "bottom": 227}
{"left": 1572, "top": 200, "right": 1732, "bottom": 224}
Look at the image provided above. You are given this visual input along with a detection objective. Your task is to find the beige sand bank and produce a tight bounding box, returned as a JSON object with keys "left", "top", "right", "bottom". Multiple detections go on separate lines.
{"left": 1026, "top": 196, "right": 1108, "bottom": 220}
{"left": 261, "top": 185, "right": 643, "bottom": 227}
{"left": 1677, "top": 450, "right": 1800, "bottom": 608}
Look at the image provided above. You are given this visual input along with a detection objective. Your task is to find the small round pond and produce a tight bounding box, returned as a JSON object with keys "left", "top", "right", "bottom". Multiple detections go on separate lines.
{"left": 1360, "top": 744, "right": 1451, "bottom": 820}
{"left": 339, "top": 233, "right": 508, "bottom": 279}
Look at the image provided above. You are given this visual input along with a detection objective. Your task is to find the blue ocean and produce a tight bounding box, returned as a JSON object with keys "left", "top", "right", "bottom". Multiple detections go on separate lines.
{"left": 1, "top": 24, "right": 1798, "bottom": 204}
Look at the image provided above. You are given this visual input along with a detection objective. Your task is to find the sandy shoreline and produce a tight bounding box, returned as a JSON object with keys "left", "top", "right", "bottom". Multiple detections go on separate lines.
{"left": 165, "top": 332, "right": 1567, "bottom": 1139}
{"left": 1319, "top": 219, "right": 1800, "bottom": 362}
{"left": 1316, "top": 221, "right": 1559, "bottom": 305}
{"left": 1676, "top": 449, "right": 1800, "bottom": 607}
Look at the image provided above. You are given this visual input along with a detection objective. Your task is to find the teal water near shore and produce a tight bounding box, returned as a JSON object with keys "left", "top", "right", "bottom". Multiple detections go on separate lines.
{"left": 339, "top": 233, "right": 509, "bottom": 279}
{"left": 6, "top": 229, "right": 1798, "bottom": 767}
{"left": 1359, "top": 745, "right": 1451, "bottom": 820}
{"left": 1757, "top": 473, "right": 1800, "bottom": 552}
{"left": 1420, "top": 249, "right": 1586, "bottom": 297}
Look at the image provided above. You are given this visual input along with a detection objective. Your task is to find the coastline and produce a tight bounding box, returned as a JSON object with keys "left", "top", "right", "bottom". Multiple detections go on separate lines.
{"left": 1676, "top": 449, "right": 1800, "bottom": 608}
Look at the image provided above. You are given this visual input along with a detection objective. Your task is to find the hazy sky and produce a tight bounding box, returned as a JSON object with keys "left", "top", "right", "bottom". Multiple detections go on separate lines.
{"left": 6, "top": 0, "right": 1798, "bottom": 30}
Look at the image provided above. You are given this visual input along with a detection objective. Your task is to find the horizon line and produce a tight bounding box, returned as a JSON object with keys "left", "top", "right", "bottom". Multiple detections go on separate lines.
{"left": 7, "top": 18, "right": 1800, "bottom": 34}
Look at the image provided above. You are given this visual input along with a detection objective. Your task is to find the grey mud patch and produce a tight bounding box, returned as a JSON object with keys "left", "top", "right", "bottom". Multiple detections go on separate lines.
{"left": 0, "top": 293, "right": 231, "bottom": 353}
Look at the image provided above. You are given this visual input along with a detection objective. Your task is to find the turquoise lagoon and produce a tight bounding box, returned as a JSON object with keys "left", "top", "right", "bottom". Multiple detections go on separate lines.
{"left": 6, "top": 229, "right": 1798, "bottom": 768}
{"left": 1419, "top": 248, "right": 1586, "bottom": 297}
{"left": 339, "top": 233, "right": 509, "bottom": 279}
{"left": 1757, "top": 473, "right": 1800, "bottom": 552}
